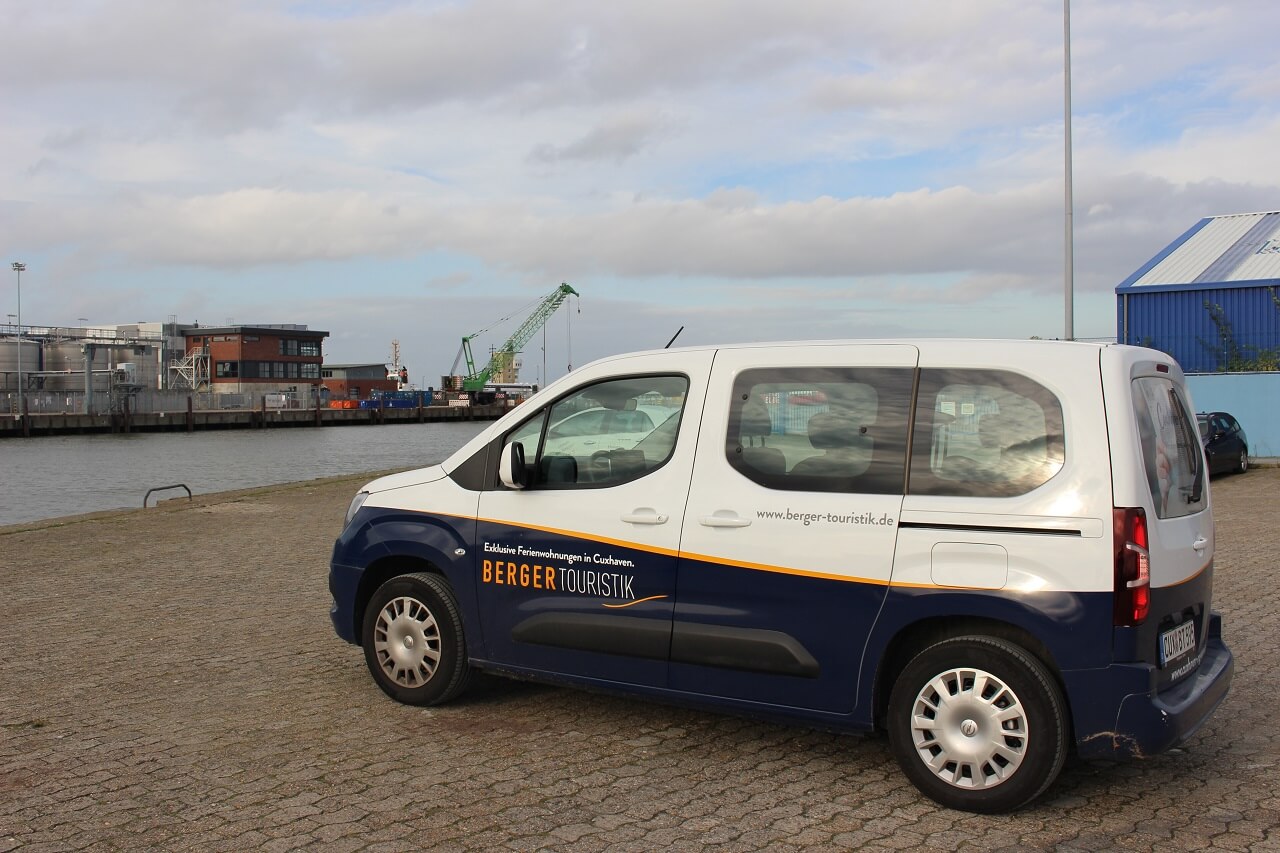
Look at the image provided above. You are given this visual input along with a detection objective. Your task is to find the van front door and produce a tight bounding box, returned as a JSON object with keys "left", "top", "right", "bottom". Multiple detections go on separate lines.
{"left": 474, "top": 359, "right": 708, "bottom": 687}
{"left": 671, "top": 345, "right": 918, "bottom": 712}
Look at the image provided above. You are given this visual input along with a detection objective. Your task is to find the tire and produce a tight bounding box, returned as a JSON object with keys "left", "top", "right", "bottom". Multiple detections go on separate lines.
{"left": 1237, "top": 448, "right": 1249, "bottom": 475}
{"left": 886, "top": 636, "right": 1068, "bottom": 813}
{"left": 362, "top": 572, "right": 471, "bottom": 706}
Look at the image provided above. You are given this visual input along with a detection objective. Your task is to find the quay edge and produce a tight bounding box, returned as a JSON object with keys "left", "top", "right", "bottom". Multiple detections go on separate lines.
{"left": 0, "top": 403, "right": 507, "bottom": 438}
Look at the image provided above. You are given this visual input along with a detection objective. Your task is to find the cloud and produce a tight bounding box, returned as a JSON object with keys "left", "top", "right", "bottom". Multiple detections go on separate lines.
{"left": 527, "top": 111, "right": 669, "bottom": 165}
{"left": 3, "top": 0, "right": 1280, "bottom": 375}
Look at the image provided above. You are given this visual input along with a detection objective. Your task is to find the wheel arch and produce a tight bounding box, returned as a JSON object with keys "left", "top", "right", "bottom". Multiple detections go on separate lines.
{"left": 353, "top": 554, "right": 448, "bottom": 645}
{"left": 871, "top": 616, "right": 1070, "bottom": 735}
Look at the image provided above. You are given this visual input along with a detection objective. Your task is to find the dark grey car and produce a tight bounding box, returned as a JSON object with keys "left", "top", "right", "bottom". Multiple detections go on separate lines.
{"left": 1198, "top": 411, "right": 1249, "bottom": 476}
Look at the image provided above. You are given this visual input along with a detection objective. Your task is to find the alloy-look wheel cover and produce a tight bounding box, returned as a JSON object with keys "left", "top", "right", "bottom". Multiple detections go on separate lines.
{"left": 909, "top": 666, "right": 1029, "bottom": 789}
{"left": 373, "top": 596, "right": 442, "bottom": 687}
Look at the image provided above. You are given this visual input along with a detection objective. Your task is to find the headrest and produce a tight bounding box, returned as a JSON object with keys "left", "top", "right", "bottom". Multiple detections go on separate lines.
{"left": 806, "top": 413, "right": 862, "bottom": 450}
{"left": 979, "top": 414, "right": 1009, "bottom": 448}
{"left": 740, "top": 398, "right": 773, "bottom": 439}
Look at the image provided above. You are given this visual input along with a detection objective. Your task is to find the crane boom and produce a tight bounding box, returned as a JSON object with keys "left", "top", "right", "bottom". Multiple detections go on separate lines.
{"left": 460, "top": 282, "right": 579, "bottom": 392}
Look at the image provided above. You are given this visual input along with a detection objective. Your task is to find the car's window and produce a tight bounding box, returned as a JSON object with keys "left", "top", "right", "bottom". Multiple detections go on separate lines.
{"left": 1197, "top": 415, "right": 1210, "bottom": 439}
{"left": 504, "top": 375, "right": 688, "bottom": 488}
{"left": 1132, "top": 378, "right": 1204, "bottom": 519}
{"left": 909, "top": 369, "right": 1065, "bottom": 498}
{"left": 725, "top": 367, "right": 913, "bottom": 494}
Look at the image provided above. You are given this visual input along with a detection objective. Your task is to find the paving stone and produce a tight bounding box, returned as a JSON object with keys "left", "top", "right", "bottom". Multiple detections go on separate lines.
{"left": 0, "top": 470, "right": 1277, "bottom": 850}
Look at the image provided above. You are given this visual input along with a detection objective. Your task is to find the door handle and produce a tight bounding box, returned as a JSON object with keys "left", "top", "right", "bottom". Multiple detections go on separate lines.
{"left": 622, "top": 509, "right": 668, "bottom": 525}
{"left": 699, "top": 514, "right": 751, "bottom": 528}
{"left": 1192, "top": 536, "right": 1208, "bottom": 552}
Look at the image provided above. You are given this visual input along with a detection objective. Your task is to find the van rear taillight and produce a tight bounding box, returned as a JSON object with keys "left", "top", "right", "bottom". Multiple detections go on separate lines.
{"left": 1114, "top": 507, "right": 1150, "bottom": 626}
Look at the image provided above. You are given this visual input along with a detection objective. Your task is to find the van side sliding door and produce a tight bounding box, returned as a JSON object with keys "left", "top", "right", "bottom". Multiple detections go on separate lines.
{"left": 671, "top": 344, "right": 918, "bottom": 713}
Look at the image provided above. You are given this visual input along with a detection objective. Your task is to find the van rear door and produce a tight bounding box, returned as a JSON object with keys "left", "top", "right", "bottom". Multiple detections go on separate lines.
{"left": 1119, "top": 361, "right": 1213, "bottom": 689}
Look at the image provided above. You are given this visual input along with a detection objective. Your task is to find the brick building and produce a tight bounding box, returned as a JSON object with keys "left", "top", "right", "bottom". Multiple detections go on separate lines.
{"left": 183, "top": 325, "right": 328, "bottom": 397}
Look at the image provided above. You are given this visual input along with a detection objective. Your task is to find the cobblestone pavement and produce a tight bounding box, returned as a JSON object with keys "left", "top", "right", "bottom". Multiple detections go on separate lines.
{"left": 1, "top": 470, "right": 1277, "bottom": 852}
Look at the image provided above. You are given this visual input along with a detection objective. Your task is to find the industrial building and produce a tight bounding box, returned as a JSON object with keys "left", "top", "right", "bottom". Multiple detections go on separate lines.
{"left": 321, "top": 363, "right": 401, "bottom": 401}
{"left": 2, "top": 320, "right": 330, "bottom": 414}
{"left": 1116, "top": 210, "right": 1280, "bottom": 372}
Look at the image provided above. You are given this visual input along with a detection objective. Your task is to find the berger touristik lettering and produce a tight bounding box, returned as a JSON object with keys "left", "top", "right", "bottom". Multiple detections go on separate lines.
{"left": 481, "top": 541, "right": 638, "bottom": 600}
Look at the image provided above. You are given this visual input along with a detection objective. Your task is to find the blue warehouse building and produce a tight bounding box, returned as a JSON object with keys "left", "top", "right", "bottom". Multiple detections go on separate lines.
{"left": 1116, "top": 210, "right": 1280, "bottom": 373}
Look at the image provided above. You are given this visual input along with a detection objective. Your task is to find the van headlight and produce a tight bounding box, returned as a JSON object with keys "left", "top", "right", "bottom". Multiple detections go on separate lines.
{"left": 345, "top": 491, "right": 371, "bottom": 526}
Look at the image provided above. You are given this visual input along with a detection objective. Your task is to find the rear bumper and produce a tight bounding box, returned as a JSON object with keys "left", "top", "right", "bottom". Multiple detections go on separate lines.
{"left": 1072, "top": 613, "right": 1234, "bottom": 760}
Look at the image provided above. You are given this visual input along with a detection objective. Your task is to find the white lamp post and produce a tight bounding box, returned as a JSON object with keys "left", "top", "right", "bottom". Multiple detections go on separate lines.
{"left": 11, "top": 262, "right": 24, "bottom": 417}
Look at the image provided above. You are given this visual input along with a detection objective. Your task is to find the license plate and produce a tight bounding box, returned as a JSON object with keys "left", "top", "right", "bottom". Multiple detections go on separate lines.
{"left": 1160, "top": 620, "right": 1197, "bottom": 667}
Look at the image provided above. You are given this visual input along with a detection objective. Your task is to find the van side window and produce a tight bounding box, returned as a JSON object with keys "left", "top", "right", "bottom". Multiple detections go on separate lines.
{"left": 1132, "top": 378, "right": 1205, "bottom": 518}
{"left": 503, "top": 374, "right": 688, "bottom": 488}
{"left": 909, "top": 369, "right": 1065, "bottom": 498}
{"left": 725, "top": 368, "right": 913, "bottom": 494}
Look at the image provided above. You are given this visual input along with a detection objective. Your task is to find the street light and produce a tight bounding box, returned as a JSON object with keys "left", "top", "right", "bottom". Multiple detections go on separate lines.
{"left": 11, "top": 262, "right": 25, "bottom": 418}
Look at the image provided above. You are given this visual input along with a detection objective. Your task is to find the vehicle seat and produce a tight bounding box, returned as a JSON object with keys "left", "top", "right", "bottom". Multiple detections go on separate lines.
{"left": 608, "top": 449, "right": 647, "bottom": 481}
{"left": 789, "top": 413, "right": 870, "bottom": 477}
{"left": 738, "top": 398, "right": 786, "bottom": 475}
{"left": 540, "top": 455, "right": 578, "bottom": 485}
{"left": 978, "top": 413, "right": 1047, "bottom": 481}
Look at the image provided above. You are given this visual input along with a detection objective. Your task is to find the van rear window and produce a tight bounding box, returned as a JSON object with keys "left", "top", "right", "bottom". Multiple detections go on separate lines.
{"left": 1132, "top": 378, "right": 1204, "bottom": 518}
{"left": 908, "top": 369, "right": 1065, "bottom": 498}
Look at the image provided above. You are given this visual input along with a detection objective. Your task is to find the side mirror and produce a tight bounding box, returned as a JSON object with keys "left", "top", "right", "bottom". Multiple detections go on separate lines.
{"left": 499, "top": 441, "right": 528, "bottom": 490}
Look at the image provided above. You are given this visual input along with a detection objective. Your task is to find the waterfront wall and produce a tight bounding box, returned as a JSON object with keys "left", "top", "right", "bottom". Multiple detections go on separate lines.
{"left": 0, "top": 399, "right": 507, "bottom": 438}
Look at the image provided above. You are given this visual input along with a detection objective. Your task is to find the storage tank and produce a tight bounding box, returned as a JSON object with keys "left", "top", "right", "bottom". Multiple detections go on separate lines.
{"left": 41, "top": 340, "right": 112, "bottom": 391}
{"left": 0, "top": 339, "right": 41, "bottom": 391}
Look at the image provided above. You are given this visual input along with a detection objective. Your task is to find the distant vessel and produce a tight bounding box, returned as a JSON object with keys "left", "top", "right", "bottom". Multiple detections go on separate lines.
{"left": 387, "top": 340, "right": 412, "bottom": 391}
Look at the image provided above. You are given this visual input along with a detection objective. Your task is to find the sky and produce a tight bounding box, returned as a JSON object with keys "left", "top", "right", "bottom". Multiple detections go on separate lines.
{"left": 2, "top": 0, "right": 1277, "bottom": 389}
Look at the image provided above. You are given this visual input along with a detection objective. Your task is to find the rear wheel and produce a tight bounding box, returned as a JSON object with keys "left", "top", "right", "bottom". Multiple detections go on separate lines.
{"left": 1237, "top": 448, "right": 1249, "bottom": 474}
{"left": 886, "top": 636, "right": 1068, "bottom": 813}
{"left": 362, "top": 572, "right": 471, "bottom": 706}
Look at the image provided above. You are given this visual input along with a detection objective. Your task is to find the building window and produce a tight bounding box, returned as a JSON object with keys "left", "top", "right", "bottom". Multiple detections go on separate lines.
{"left": 321, "top": 369, "right": 333, "bottom": 378}
{"left": 302, "top": 364, "right": 320, "bottom": 379}
{"left": 300, "top": 340, "right": 320, "bottom": 357}
{"left": 273, "top": 362, "right": 286, "bottom": 378}
{"left": 244, "top": 335, "right": 259, "bottom": 342}
{"left": 278, "top": 339, "right": 300, "bottom": 356}
{"left": 287, "top": 362, "right": 300, "bottom": 378}
{"left": 215, "top": 361, "right": 239, "bottom": 378}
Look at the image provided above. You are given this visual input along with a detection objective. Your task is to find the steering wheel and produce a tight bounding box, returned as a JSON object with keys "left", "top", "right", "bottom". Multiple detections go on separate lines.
{"left": 590, "top": 449, "right": 614, "bottom": 480}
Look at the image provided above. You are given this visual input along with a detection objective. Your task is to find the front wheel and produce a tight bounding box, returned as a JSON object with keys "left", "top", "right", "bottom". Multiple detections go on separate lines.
{"left": 886, "top": 636, "right": 1068, "bottom": 813}
{"left": 362, "top": 572, "right": 471, "bottom": 706}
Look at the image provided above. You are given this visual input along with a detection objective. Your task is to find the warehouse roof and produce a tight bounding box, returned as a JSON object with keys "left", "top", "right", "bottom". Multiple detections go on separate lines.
{"left": 1118, "top": 210, "right": 1280, "bottom": 290}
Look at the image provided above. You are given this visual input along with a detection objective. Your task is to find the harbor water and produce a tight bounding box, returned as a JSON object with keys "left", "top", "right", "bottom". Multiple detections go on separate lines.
{"left": 0, "top": 421, "right": 487, "bottom": 527}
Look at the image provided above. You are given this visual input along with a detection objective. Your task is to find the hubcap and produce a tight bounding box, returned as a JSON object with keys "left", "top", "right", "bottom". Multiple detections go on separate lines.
{"left": 909, "top": 667, "right": 1029, "bottom": 790}
{"left": 373, "top": 596, "right": 442, "bottom": 688}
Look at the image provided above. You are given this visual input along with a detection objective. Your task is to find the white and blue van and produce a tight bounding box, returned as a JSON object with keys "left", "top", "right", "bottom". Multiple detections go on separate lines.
{"left": 329, "top": 339, "right": 1233, "bottom": 813}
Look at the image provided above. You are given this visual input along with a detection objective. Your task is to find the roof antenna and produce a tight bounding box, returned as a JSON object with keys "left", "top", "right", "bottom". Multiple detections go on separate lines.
{"left": 664, "top": 326, "right": 684, "bottom": 349}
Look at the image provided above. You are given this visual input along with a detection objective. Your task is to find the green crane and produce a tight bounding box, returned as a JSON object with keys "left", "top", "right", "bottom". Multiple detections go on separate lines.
{"left": 451, "top": 282, "right": 580, "bottom": 393}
